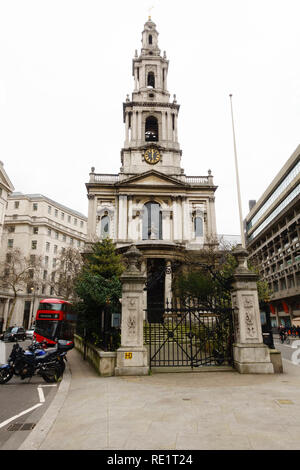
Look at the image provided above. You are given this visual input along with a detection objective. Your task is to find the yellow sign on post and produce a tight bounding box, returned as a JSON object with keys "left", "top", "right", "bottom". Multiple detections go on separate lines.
{"left": 124, "top": 352, "right": 133, "bottom": 360}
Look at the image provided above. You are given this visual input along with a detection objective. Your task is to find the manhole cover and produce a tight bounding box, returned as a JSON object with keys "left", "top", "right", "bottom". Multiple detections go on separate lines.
{"left": 7, "top": 422, "right": 36, "bottom": 431}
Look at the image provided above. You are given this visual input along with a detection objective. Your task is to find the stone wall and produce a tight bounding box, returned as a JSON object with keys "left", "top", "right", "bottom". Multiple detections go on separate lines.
{"left": 74, "top": 334, "right": 116, "bottom": 377}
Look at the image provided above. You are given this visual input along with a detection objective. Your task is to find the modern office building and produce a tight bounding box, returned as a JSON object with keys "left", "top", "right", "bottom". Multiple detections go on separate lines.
{"left": 0, "top": 192, "right": 87, "bottom": 330}
{"left": 245, "top": 145, "right": 300, "bottom": 327}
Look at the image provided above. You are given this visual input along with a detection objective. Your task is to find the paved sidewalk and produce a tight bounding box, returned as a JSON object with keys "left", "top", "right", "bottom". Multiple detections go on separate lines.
{"left": 19, "top": 348, "right": 300, "bottom": 450}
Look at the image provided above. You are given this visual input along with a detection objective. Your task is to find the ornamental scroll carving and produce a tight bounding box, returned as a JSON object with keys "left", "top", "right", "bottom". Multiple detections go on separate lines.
{"left": 243, "top": 295, "right": 257, "bottom": 338}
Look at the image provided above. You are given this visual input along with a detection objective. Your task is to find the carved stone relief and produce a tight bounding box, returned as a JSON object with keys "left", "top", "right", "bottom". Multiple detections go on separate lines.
{"left": 243, "top": 295, "right": 257, "bottom": 339}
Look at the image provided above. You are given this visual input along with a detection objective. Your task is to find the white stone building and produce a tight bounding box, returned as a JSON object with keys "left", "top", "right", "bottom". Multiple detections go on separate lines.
{"left": 0, "top": 192, "right": 87, "bottom": 330}
{"left": 0, "top": 161, "right": 14, "bottom": 247}
{"left": 86, "top": 18, "right": 219, "bottom": 311}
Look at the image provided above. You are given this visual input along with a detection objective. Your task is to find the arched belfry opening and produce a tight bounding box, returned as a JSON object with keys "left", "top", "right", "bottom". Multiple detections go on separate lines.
{"left": 148, "top": 34, "right": 153, "bottom": 45}
{"left": 147, "top": 71, "right": 155, "bottom": 88}
{"left": 145, "top": 116, "right": 158, "bottom": 142}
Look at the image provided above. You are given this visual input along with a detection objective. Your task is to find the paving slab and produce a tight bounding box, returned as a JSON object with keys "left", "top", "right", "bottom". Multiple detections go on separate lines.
{"left": 19, "top": 348, "right": 300, "bottom": 451}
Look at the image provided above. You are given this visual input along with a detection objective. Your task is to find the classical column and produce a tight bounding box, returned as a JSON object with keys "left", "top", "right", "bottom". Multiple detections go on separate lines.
{"left": 162, "top": 112, "right": 166, "bottom": 141}
{"left": 3, "top": 299, "right": 10, "bottom": 330}
{"left": 174, "top": 113, "right": 178, "bottom": 142}
{"left": 182, "top": 197, "right": 190, "bottom": 241}
{"left": 134, "top": 68, "right": 138, "bottom": 91}
{"left": 118, "top": 195, "right": 128, "bottom": 240}
{"left": 161, "top": 209, "right": 171, "bottom": 240}
{"left": 132, "top": 111, "right": 137, "bottom": 141}
{"left": 87, "top": 194, "right": 96, "bottom": 240}
{"left": 231, "top": 245, "right": 274, "bottom": 374}
{"left": 137, "top": 111, "right": 142, "bottom": 142}
{"left": 164, "top": 260, "right": 172, "bottom": 305}
{"left": 167, "top": 110, "right": 172, "bottom": 141}
{"left": 127, "top": 196, "right": 133, "bottom": 240}
{"left": 125, "top": 113, "right": 129, "bottom": 145}
{"left": 208, "top": 196, "right": 218, "bottom": 243}
{"left": 172, "top": 197, "right": 179, "bottom": 240}
{"left": 115, "top": 245, "right": 148, "bottom": 376}
{"left": 177, "top": 196, "right": 183, "bottom": 240}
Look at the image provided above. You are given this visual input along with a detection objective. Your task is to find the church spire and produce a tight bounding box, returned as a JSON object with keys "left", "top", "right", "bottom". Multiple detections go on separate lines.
{"left": 141, "top": 17, "right": 160, "bottom": 56}
{"left": 121, "top": 19, "right": 182, "bottom": 176}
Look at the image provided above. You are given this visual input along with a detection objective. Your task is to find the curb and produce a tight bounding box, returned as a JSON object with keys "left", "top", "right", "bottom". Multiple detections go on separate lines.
{"left": 18, "top": 362, "right": 72, "bottom": 450}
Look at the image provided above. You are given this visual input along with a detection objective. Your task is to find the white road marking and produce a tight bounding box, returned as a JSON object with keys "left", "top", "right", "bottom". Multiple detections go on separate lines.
{"left": 0, "top": 403, "right": 42, "bottom": 429}
{"left": 0, "top": 383, "right": 57, "bottom": 430}
{"left": 37, "top": 387, "right": 45, "bottom": 403}
{"left": 39, "top": 384, "right": 57, "bottom": 387}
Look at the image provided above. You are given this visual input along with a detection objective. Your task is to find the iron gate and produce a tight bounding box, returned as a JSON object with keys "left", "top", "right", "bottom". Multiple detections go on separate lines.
{"left": 144, "top": 298, "right": 234, "bottom": 369}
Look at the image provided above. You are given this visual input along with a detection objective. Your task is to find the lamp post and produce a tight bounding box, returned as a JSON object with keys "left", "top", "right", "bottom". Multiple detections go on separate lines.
{"left": 229, "top": 94, "right": 246, "bottom": 248}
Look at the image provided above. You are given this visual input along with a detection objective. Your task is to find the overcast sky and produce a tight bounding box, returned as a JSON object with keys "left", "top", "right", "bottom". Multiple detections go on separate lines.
{"left": 0, "top": 0, "right": 299, "bottom": 236}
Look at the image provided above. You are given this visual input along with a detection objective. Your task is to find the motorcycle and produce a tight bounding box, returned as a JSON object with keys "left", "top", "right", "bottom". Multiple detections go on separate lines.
{"left": 0, "top": 339, "right": 73, "bottom": 384}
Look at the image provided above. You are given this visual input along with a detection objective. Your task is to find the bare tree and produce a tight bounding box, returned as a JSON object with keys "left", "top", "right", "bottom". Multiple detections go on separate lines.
{"left": 49, "top": 247, "right": 83, "bottom": 301}
{"left": 0, "top": 249, "right": 43, "bottom": 328}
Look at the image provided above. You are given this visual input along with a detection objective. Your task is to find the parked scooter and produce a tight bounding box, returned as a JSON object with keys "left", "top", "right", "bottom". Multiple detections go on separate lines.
{"left": 0, "top": 339, "right": 73, "bottom": 384}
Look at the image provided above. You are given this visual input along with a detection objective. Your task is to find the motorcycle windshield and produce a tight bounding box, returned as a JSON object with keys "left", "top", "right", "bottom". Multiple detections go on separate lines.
{"left": 35, "top": 320, "right": 59, "bottom": 342}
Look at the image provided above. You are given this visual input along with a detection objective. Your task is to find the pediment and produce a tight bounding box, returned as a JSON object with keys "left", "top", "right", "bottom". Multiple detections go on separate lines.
{"left": 117, "top": 170, "right": 186, "bottom": 187}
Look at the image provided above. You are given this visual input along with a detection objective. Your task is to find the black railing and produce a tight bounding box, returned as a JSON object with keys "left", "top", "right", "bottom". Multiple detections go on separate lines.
{"left": 145, "top": 298, "right": 234, "bottom": 368}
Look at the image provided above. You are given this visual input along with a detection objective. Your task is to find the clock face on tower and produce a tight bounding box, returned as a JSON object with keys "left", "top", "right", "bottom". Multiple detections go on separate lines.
{"left": 144, "top": 147, "right": 161, "bottom": 164}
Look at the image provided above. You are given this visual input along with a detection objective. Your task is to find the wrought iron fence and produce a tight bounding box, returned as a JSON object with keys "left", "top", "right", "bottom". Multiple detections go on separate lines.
{"left": 145, "top": 297, "right": 234, "bottom": 368}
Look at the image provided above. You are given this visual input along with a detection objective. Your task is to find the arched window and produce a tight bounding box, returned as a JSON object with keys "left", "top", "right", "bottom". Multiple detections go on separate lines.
{"left": 194, "top": 217, "right": 203, "bottom": 237}
{"left": 142, "top": 202, "right": 162, "bottom": 240}
{"left": 149, "top": 34, "right": 152, "bottom": 45}
{"left": 147, "top": 71, "right": 155, "bottom": 88}
{"left": 145, "top": 116, "right": 158, "bottom": 142}
{"left": 101, "top": 215, "right": 110, "bottom": 238}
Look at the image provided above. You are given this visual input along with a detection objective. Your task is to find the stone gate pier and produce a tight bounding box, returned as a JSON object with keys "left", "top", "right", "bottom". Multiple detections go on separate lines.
{"left": 115, "top": 245, "right": 149, "bottom": 376}
{"left": 231, "top": 245, "right": 274, "bottom": 374}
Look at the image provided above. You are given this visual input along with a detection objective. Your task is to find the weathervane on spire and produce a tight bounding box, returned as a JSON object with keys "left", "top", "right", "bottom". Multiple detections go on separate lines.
{"left": 148, "top": 5, "right": 154, "bottom": 20}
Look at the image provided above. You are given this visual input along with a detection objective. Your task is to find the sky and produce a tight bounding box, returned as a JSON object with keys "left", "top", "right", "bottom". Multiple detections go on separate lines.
{"left": 0, "top": 0, "right": 299, "bottom": 237}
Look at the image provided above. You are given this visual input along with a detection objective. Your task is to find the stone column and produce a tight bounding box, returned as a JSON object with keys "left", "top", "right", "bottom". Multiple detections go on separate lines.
{"left": 172, "top": 197, "right": 179, "bottom": 240}
{"left": 125, "top": 113, "right": 129, "bottom": 145}
{"left": 3, "top": 299, "right": 10, "bottom": 330}
{"left": 132, "top": 111, "right": 137, "bottom": 141}
{"left": 165, "top": 260, "right": 172, "bottom": 305}
{"left": 87, "top": 194, "right": 96, "bottom": 240}
{"left": 115, "top": 245, "right": 149, "bottom": 376}
{"left": 208, "top": 196, "right": 217, "bottom": 242}
{"left": 174, "top": 113, "right": 178, "bottom": 142}
{"left": 182, "top": 197, "right": 189, "bottom": 241}
{"left": 162, "top": 209, "right": 171, "bottom": 240}
{"left": 137, "top": 111, "right": 142, "bottom": 142}
{"left": 231, "top": 245, "right": 274, "bottom": 374}
{"left": 162, "top": 112, "right": 166, "bottom": 141}
{"left": 118, "top": 195, "right": 128, "bottom": 240}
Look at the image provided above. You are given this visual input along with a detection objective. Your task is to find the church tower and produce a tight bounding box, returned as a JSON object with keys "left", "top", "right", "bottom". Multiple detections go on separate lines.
{"left": 121, "top": 17, "right": 182, "bottom": 177}
{"left": 86, "top": 18, "right": 218, "bottom": 261}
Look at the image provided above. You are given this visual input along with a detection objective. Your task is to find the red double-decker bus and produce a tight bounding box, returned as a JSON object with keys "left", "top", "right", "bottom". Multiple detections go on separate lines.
{"left": 34, "top": 299, "right": 77, "bottom": 346}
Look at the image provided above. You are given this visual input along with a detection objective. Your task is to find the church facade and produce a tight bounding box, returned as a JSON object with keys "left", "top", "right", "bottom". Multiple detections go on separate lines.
{"left": 86, "top": 18, "right": 218, "bottom": 306}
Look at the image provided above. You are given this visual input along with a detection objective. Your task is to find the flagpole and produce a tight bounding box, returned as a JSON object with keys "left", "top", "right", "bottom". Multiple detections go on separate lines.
{"left": 229, "top": 94, "right": 246, "bottom": 249}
